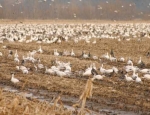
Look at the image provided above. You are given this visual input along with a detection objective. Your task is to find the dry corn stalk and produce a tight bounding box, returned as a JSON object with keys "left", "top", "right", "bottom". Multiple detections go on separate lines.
{"left": 73, "top": 77, "right": 94, "bottom": 115}
{"left": 52, "top": 95, "right": 61, "bottom": 111}
{"left": 11, "top": 97, "right": 19, "bottom": 114}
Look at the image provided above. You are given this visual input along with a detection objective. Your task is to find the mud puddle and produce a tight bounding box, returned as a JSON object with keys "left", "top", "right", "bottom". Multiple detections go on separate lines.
{"left": 0, "top": 84, "right": 140, "bottom": 115}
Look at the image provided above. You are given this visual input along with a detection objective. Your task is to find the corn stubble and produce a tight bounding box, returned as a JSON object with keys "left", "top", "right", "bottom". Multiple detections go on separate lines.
{"left": 0, "top": 89, "right": 73, "bottom": 115}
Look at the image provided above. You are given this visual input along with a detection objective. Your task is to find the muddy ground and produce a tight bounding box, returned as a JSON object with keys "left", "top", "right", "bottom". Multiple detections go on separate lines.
{"left": 0, "top": 38, "right": 150, "bottom": 115}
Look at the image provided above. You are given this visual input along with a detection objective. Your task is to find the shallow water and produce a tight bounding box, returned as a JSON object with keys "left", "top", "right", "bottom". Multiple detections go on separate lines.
{"left": 0, "top": 84, "right": 140, "bottom": 115}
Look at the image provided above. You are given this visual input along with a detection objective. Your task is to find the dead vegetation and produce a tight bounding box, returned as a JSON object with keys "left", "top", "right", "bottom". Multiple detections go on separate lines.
{"left": 0, "top": 88, "right": 73, "bottom": 115}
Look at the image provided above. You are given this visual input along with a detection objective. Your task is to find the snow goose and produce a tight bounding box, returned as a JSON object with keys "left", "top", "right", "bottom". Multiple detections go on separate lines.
{"left": 82, "top": 51, "right": 89, "bottom": 59}
{"left": 83, "top": 66, "right": 92, "bottom": 76}
{"left": 45, "top": 66, "right": 55, "bottom": 74}
{"left": 139, "top": 69, "right": 150, "bottom": 74}
{"left": 101, "top": 52, "right": 109, "bottom": 60}
{"left": 14, "top": 50, "right": 19, "bottom": 58}
{"left": 11, "top": 73, "right": 19, "bottom": 84}
{"left": 109, "top": 55, "right": 117, "bottom": 62}
{"left": 91, "top": 68, "right": 104, "bottom": 80}
{"left": 55, "top": 70, "right": 66, "bottom": 77}
{"left": 125, "top": 74, "right": 134, "bottom": 82}
{"left": 22, "top": 68, "right": 29, "bottom": 74}
{"left": 132, "top": 69, "right": 138, "bottom": 80}
{"left": 14, "top": 57, "right": 20, "bottom": 64}
{"left": 138, "top": 57, "right": 142, "bottom": 64}
{"left": 37, "top": 46, "right": 43, "bottom": 53}
{"left": 71, "top": 49, "right": 75, "bottom": 56}
{"left": 100, "top": 64, "right": 106, "bottom": 74}
{"left": 118, "top": 57, "right": 125, "bottom": 62}
{"left": 135, "top": 75, "right": 142, "bottom": 83}
{"left": 142, "top": 74, "right": 150, "bottom": 80}
{"left": 112, "top": 66, "right": 118, "bottom": 74}
{"left": 37, "top": 63, "right": 44, "bottom": 69}
{"left": 54, "top": 49, "right": 59, "bottom": 56}
{"left": 127, "top": 58, "right": 133, "bottom": 65}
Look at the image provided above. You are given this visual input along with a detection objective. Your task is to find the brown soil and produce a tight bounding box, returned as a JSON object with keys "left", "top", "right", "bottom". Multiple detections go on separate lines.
{"left": 0, "top": 38, "right": 150, "bottom": 115}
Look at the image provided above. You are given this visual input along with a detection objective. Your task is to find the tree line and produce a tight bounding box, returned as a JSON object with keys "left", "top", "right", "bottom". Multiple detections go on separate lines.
{"left": 0, "top": 0, "right": 149, "bottom": 20}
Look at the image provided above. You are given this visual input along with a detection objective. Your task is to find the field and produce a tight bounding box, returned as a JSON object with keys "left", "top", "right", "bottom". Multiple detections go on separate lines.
{"left": 0, "top": 21, "right": 150, "bottom": 115}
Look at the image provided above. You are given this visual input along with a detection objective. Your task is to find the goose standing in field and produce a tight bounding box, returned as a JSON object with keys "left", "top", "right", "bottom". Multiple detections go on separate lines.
{"left": 71, "top": 49, "right": 75, "bottom": 56}
{"left": 11, "top": 73, "right": 19, "bottom": 84}
{"left": 109, "top": 55, "right": 117, "bottom": 62}
{"left": 14, "top": 50, "right": 19, "bottom": 58}
{"left": 138, "top": 57, "right": 142, "bottom": 65}
{"left": 91, "top": 68, "right": 104, "bottom": 80}
{"left": 14, "top": 57, "right": 20, "bottom": 64}
{"left": 100, "top": 64, "right": 106, "bottom": 74}
{"left": 127, "top": 58, "right": 133, "bottom": 65}
{"left": 102, "top": 52, "right": 109, "bottom": 60}
{"left": 139, "top": 69, "right": 150, "bottom": 74}
{"left": 54, "top": 49, "right": 59, "bottom": 56}
{"left": 112, "top": 66, "right": 118, "bottom": 74}
{"left": 142, "top": 74, "right": 150, "bottom": 80}
{"left": 137, "top": 57, "right": 145, "bottom": 68}
{"left": 135, "top": 75, "right": 142, "bottom": 83}
{"left": 118, "top": 57, "right": 125, "bottom": 62}
{"left": 132, "top": 69, "right": 138, "bottom": 80}
{"left": 8, "top": 50, "right": 13, "bottom": 57}
{"left": 83, "top": 65, "right": 92, "bottom": 76}
{"left": 82, "top": 51, "right": 89, "bottom": 59}
{"left": 37, "top": 62, "right": 44, "bottom": 70}
{"left": 37, "top": 45, "right": 43, "bottom": 53}
{"left": 125, "top": 74, "right": 134, "bottom": 82}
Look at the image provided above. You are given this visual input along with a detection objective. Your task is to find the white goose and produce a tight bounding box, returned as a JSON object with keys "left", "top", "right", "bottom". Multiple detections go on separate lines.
{"left": 135, "top": 75, "right": 142, "bottom": 83}
{"left": 127, "top": 58, "right": 133, "bottom": 65}
{"left": 138, "top": 57, "right": 142, "bottom": 64}
{"left": 14, "top": 50, "right": 19, "bottom": 58}
{"left": 139, "top": 69, "right": 150, "bottom": 74}
{"left": 118, "top": 57, "right": 125, "bottom": 62}
{"left": 37, "top": 45, "right": 43, "bottom": 53}
{"left": 14, "top": 57, "right": 20, "bottom": 64}
{"left": 55, "top": 70, "right": 66, "bottom": 77}
{"left": 100, "top": 64, "right": 106, "bottom": 74}
{"left": 125, "top": 74, "right": 134, "bottom": 82}
{"left": 45, "top": 66, "right": 55, "bottom": 74}
{"left": 93, "top": 74, "right": 104, "bottom": 80}
{"left": 11, "top": 73, "right": 19, "bottom": 84}
{"left": 71, "top": 49, "right": 75, "bottom": 56}
{"left": 142, "top": 74, "right": 150, "bottom": 80}
{"left": 83, "top": 65, "right": 92, "bottom": 76}
{"left": 109, "top": 55, "right": 117, "bottom": 62}
{"left": 102, "top": 52, "right": 109, "bottom": 60}
{"left": 54, "top": 49, "right": 59, "bottom": 56}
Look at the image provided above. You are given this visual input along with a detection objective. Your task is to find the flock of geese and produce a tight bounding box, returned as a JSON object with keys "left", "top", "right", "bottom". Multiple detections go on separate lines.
{"left": 0, "top": 23, "right": 150, "bottom": 85}
{"left": 3, "top": 45, "right": 150, "bottom": 85}
{"left": 0, "top": 23, "right": 150, "bottom": 44}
